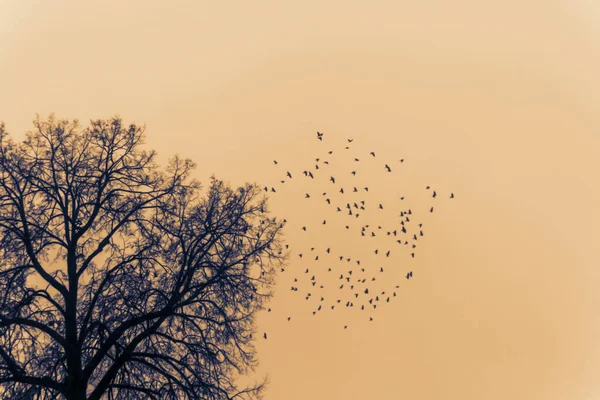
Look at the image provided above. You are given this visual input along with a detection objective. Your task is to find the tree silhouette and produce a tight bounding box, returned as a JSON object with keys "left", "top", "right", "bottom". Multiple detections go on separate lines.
{"left": 0, "top": 116, "right": 284, "bottom": 400}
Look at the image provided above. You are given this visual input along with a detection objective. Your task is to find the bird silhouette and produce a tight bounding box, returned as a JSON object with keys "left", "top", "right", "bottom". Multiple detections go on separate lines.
{"left": 263, "top": 132, "right": 454, "bottom": 328}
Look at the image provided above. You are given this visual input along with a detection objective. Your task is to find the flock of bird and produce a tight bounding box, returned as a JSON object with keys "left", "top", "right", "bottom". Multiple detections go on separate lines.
{"left": 260, "top": 131, "right": 454, "bottom": 334}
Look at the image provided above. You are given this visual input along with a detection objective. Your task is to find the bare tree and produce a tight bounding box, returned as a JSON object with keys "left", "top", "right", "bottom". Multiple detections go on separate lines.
{"left": 0, "top": 115, "right": 284, "bottom": 400}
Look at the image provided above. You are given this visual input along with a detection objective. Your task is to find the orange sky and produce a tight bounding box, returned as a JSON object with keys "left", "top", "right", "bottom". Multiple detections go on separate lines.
{"left": 1, "top": 1, "right": 599, "bottom": 399}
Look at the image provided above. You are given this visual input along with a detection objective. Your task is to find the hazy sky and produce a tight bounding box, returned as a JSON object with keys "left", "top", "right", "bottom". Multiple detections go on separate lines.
{"left": 1, "top": 1, "right": 599, "bottom": 399}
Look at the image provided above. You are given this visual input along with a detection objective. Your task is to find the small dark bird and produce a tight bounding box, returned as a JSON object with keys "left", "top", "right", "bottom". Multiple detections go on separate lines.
{"left": 450, "top": 193, "right": 455, "bottom": 198}
{"left": 271, "top": 188, "right": 276, "bottom": 192}
{"left": 400, "top": 159, "right": 404, "bottom": 163}
{"left": 273, "top": 160, "right": 278, "bottom": 165}
{"left": 385, "top": 164, "right": 391, "bottom": 172}
{"left": 354, "top": 158, "right": 360, "bottom": 162}
{"left": 426, "top": 186, "right": 430, "bottom": 190}
{"left": 433, "top": 190, "right": 437, "bottom": 198}
{"left": 340, "top": 188, "right": 344, "bottom": 194}
{"left": 351, "top": 171, "right": 356, "bottom": 175}
{"left": 302, "top": 227, "right": 307, "bottom": 231}
{"left": 328, "top": 150, "right": 333, "bottom": 154}
{"left": 330, "top": 176, "right": 335, "bottom": 183}
{"left": 322, "top": 220, "right": 326, "bottom": 225}
{"left": 429, "top": 207, "right": 434, "bottom": 213}
{"left": 379, "top": 204, "right": 383, "bottom": 209}
{"left": 305, "top": 193, "right": 310, "bottom": 198}
{"left": 287, "top": 317, "right": 291, "bottom": 321}
{"left": 348, "top": 138, "right": 354, "bottom": 143}
{"left": 263, "top": 332, "right": 267, "bottom": 339}
{"left": 370, "top": 152, "right": 375, "bottom": 157}
{"left": 287, "top": 171, "right": 292, "bottom": 178}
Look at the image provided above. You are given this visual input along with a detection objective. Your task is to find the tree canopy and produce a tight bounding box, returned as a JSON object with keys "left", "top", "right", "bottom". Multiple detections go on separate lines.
{"left": 0, "top": 115, "right": 284, "bottom": 400}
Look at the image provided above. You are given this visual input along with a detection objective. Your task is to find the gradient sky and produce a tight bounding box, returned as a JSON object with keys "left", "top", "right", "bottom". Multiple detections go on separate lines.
{"left": 1, "top": 1, "right": 599, "bottom": 399}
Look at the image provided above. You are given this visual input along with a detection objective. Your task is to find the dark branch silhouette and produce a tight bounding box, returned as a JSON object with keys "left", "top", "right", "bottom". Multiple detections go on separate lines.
{"left": 0, "top": 115, "right": 284, "bottom": 400}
